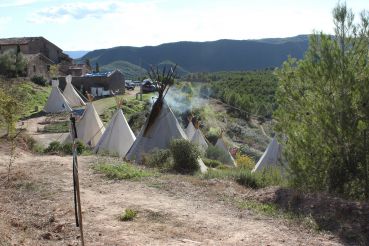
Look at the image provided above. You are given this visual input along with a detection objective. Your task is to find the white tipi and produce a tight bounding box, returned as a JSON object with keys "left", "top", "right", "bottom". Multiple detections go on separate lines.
{"left": 62, "top": 75, "right": 86, "bottom": 107}
{"left": 43, "top": 80, "right": 72, "bottom": 113}
{"left": 190, "top": 122, "right": 208, "bottom": 153}
{"left": 185, "top": 115, "right": 196, "bottom": 139}
{"left": 74, "top": 102, "right": 105, "bottom": 147}
{"left": 94, "top": 107, "right": 136, "bottom": 157}
{"left": 126, "top": 101, "right": 207, "bottom": 172}
{"left": 252, "top": 138, "right": 281, "bottom": 173}
{"left": 216, "top": 135, "right": 237, "bottom": 167}
{"left": 126, "top": 100, "right": 185, "bottom": 159}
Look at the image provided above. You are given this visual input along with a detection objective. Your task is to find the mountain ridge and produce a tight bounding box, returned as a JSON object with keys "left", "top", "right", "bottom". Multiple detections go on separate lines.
{"left": 80, "top": 35, "right": 310, "bottom": 76}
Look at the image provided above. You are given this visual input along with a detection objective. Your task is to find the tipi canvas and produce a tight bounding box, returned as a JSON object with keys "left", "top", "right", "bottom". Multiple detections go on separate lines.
{"left": 63, "top": 75, "right": 86, "bottom": 107}
{"left": 75, "top": 102, "right": 105, "bottom": 147}
{"left": 94, "top": 109, "right": 135, "bottom": 157}
{"left": 252, "top": 138, "right": 281, "bottom": 173}
{"left": 185, "top": 117, "right": 195, "bottom": 139}
{"left": 126, "top": 100, "right": 207, "bottom": 173}
{"left": 43, "top": 80, "right": 72, "bottom": 113}
{"left": 191, "top": 128, "right": 208, "bottom": 153}
{"left": 216, "top": 137, "right": 237, "bottom": 167}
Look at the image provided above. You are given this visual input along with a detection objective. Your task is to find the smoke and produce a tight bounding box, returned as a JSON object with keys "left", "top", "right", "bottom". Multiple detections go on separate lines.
{"left": 164, "top": 84, "right": 210, "bottom": 114}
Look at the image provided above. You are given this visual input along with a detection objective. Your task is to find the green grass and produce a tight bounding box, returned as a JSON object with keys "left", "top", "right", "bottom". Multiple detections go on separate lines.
{"left": 200, "top": 167, "right": 286, "bottom": 189}
{"left": 119, "top": 208, "right": 138, "bottom": 221}
{"left": 93, "top": 162, "right": 154, "bottom": 180}
{"left": 234, "top": 198, "right": 319, "bottom": 231}
{"left": 42, "top": 121, "right": 69, "bottom": 133}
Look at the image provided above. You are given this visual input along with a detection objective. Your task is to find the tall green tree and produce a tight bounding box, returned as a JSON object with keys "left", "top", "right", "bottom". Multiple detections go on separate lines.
{"left": 275, "top": 3, "right": 369, "bottom": 199}
{"left": 0, "top": 49, "right": 27, "bottom": 77}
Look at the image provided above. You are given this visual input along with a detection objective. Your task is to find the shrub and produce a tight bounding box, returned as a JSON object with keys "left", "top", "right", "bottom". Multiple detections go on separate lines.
{"left": 236, "top": 172, "right": 260, "bottom": 188}
{"left": 120, "top": 208, "right": 137, "bottom": 221}
{"left": 44, "top": 140, "right": 86, "bottom": 155}
{"left": 31, "top": 76, "right": 47, "bottom": 86}
{"left": 170, "top": 139, "right": 200, "bottom": 174}
{"left": 235, "top": 153, "right": 255, "bottom": 170}
{"left": 44, "top": 141, "right": 61, "bottom": 153}
{"left": 202, "top": 158, "right": 222, "bottom": 168}
{"left": 206, "top": 145, "right": 233, "bottom": 165}
{"left": 142, "top": 148, "right": 172, "bottom": 170}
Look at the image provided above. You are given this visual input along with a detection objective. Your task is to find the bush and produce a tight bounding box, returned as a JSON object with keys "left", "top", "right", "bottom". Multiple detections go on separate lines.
{"left": 235, "top": 153, "right": 255, "bottom": 170}
{"left": 120, "top": 208, "right": 137, "bottom": 221}
{"left": 202, "top": 158, "right": 222, "bottom": 168}
{"left": 31, "top": 76, "right": 47, "bottom": 86}
{"left": 44, "top": 140, "right": 87, "bottom": 155}
{"left": 142, "top": 148, "right": 172, "bottom": 170}
{"left": 170, "top": 139, "right": 200, "bottom": 174}
{"left": 206, "top": 145, "right": 233, "bottom": 165}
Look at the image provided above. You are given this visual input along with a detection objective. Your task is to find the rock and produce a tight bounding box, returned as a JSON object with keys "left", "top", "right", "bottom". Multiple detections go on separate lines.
{"left": 41, "top": 232, "right": 53, "bottom": 240}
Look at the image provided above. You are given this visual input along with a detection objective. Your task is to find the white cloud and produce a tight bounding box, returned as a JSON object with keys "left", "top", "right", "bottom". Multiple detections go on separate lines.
{"left": 0, "top": 0, "right": 44, "bottom": 8}
{"left": 28, "top": 1, "right": 127, "bottom": 24}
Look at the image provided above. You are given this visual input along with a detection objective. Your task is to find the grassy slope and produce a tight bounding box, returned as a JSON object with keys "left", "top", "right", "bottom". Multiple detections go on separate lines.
{"left": 19, "top": 82, "right": 51, "bottom": 118}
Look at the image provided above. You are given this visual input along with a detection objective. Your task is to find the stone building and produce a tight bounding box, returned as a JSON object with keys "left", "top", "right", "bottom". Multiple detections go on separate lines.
{"left": 58, "top": 70, "right": 125, "bottom": 97}
{"left": 0, "top": 37, "right": 91, "bottom": 78}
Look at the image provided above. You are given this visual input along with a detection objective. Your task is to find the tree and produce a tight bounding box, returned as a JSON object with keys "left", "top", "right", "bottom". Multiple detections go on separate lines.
{"left": 95, "top": 62, "right": 100, "bottom": 73}
{"left": 275, "top": 3, "right": 369, "bottom": 199}
{"left": 49, "top": 64, "right": 59, "bottom": 79}
{"left": 0, "top": 82, "right": 30, "bottom": 182}
{"left": 0, "top": 49, "right": 27, "bottom": 77}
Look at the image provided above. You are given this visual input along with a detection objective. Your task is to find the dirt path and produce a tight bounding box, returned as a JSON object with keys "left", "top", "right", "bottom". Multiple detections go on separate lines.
{"left": 0, "top": 143, "right": 342, "bottom": 245}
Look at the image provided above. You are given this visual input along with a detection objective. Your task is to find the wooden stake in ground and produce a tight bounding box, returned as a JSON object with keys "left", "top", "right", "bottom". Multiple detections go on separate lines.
{"left": 70, "top": 115, "right": 85, "bottom": 246}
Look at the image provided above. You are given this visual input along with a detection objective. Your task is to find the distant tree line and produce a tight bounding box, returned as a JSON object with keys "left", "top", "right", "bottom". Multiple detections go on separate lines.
{"left": 187, "top": 70, "right": 278, "bottom": 119}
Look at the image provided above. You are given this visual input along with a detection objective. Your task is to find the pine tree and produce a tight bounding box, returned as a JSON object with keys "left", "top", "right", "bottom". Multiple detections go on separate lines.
{"left": 275, "top": 3, "right": 369, "bottom": 199}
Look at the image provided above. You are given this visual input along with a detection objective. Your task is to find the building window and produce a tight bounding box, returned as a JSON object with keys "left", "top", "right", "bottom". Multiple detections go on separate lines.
{"left": 33, "top": 65, "right": 36, "bottom": 73}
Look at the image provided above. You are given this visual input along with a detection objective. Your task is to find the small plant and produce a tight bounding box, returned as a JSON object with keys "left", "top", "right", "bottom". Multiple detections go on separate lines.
{"left": 31, "top": 76, "right": 47, "bottom": 86}
{"left": 120, "top": 208, "right": 137, "bottom": 221}
{"left": 170, "top": 139, "right": 200, "bottom": 174}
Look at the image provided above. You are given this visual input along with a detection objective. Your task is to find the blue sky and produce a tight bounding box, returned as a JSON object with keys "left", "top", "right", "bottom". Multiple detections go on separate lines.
{"left": 0, "top": 0, "right": 367, "bottom": 51}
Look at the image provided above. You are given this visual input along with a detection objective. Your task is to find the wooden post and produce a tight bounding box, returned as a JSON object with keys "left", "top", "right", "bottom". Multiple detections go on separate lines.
{"left": 70, "top": 115, "right": 85, "bottom": 246}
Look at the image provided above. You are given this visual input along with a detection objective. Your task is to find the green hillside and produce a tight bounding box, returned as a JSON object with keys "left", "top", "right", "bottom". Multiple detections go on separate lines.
{"left": 81, "top": 35, "right": 309, "bottom": 74}
{"left": 100, "top": 60, "right": 147, "bottom": 79}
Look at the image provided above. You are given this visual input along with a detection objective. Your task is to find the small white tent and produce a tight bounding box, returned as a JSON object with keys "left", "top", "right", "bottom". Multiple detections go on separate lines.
{"left": 74, "top": 102, "right": 105, "bottom": 147}
{"left": 185, "top": 116, "right": 196, "bottom": 139}
{"left": 126, "top": 100, "right": 207, "bottom": 173}
{"left": 216, "top": 137, "right": 237, "bottom": 167}
{"left": 94, "top": 109, "right": 135, "bottom": 157}
{"left": 43, "top": 80, "right": 72, "bottom": 113}
{"left": 62, "top": 75, "right": 86, "bottom": 107}
{"left": 190, "top": 124, "right": 208, "bottom": 153}
{"left": 252, "top": 138, "right": 281, "bottom": 173}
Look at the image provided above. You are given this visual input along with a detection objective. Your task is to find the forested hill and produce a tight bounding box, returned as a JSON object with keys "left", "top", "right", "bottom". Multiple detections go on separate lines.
{"left": 80, "top": 35, "right": 309, "bottom": 73}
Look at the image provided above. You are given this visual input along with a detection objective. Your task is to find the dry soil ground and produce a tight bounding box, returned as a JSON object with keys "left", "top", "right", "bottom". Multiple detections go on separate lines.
{"left": 0, "top": 148, "right": 343, "bottom": 246}
{"left": 0, "top": 95, "right": 349, "bottom": 245}
{"left": 0, "top": 142, "right": 344, "bottom": 245}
